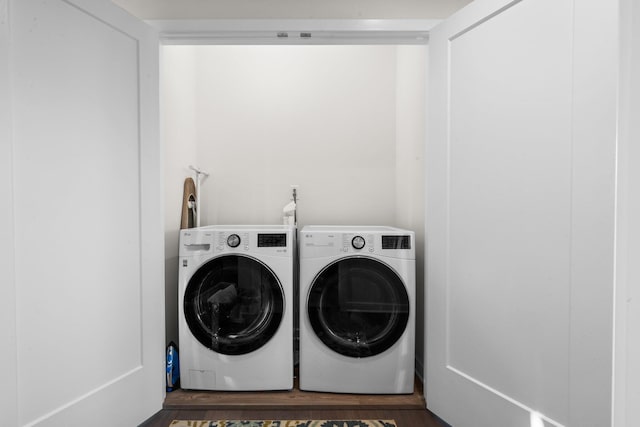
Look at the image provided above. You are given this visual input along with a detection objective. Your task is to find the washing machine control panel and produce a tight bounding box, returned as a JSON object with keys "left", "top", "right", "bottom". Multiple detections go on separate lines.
{"left": 215, "top": 231, "right": 290, "bottom": 254}
{"left": 258, "top": 233, "right": 287, "bottom": 247}
{"left": 217, "top": 232, "right": 250, "bottom": 252}
{"left": 180, "top": 227, "right": 293, "bottom": 259}
{"left": 227, "top": 234, "right": 241, "bottom": 248}
{"left": 351, "top": 235, "right": 366, "bottom": 250}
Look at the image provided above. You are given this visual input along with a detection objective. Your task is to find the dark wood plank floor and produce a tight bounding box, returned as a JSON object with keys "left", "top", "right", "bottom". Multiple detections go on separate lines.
{"left": 162, "top": 376, "right": 425, "bottom": 410}
{"left": 140, "top": 377, "right": 444, "bottom": 427}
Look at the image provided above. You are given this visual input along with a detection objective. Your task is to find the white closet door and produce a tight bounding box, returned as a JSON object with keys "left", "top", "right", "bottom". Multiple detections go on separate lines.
{"left": 8, "top": 0, "right": 163, "bottom": 425}
{"left": 426, "top": 0, "right": 618, "bottom": 426}
{"left": 0, "top": 3, "right": 18, "bottom": 426}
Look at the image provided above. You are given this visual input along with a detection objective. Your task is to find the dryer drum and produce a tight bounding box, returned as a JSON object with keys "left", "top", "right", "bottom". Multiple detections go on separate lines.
{"left": 307, "top": 257, "right": 410, "bottom": 358}
{"left": 184, "top": 254, "right": 285, "bottom": 355}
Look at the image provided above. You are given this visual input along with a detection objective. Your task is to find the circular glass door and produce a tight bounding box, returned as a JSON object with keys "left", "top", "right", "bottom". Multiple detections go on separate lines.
{"left": 307, "top": 257, "right": 409, "bottom": 358}
{"left": 184, "top": 254, "right": 285, "bottom": 355}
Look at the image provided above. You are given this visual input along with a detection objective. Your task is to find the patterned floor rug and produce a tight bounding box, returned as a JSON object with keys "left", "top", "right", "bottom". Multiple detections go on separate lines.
{"left": 169, "top": 421, "right": 397, "bottom": 427}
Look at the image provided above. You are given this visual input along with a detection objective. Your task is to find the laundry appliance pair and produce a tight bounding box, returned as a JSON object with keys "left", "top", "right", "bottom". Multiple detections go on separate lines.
{"left": 178, "top": 224, "right": 415, "bottom": 394}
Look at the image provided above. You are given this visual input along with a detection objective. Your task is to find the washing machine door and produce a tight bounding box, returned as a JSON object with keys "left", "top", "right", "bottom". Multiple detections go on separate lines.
{"left": 184, "top": 254, "right": 285, "bottom": 355}
{"left": 307, "top": 256, "right": 410, "bottom": 358}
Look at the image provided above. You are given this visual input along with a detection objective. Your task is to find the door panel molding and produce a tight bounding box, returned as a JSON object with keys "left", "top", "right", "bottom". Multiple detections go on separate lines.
{"left": 0, "top": 1, "right": 18, "bottom": 425}
{"left": 448, "top": 0, "right": 522, "bottom": 42}
{"left": 9, "top": 0, "right": 162, "bottom": 425}
{"left": 426, "top": 0, "right": 617, "bottom": 425}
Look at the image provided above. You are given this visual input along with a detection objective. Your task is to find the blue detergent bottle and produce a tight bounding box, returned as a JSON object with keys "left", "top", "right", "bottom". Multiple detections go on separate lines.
{"left": 166, "top": 341, "right": 180, "bottom": 392}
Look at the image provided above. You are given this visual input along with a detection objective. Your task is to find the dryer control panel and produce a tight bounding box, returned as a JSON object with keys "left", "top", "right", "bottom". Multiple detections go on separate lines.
{"left": 301, "top": 226, "right": 414, "bottom": 260}
{"left": 344, "top": 234, "right": 373, "bottom": 253}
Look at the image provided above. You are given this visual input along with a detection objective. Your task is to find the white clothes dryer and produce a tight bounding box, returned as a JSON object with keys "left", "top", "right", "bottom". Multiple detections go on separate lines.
{"left": 299, "top": 225, "right": 415, "bottom": 394}
{"left": 178, "top": 225, "right": 294, "bottom": 391}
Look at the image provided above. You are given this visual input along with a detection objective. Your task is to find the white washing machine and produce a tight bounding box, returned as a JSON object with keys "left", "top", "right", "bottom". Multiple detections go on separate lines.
{"left": 299, "top": 225, "right": 415, "bottom": 394}
{"left": 178, "top": 225, "right": 294, "bottom": 391}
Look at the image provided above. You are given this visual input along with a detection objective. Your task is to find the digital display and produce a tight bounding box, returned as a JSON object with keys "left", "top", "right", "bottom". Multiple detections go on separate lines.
{"left": 382, "top": 235, "right": 411, "bottom": 250}
{"left": 258, "top": 233, "right": 287, "bottom": 247}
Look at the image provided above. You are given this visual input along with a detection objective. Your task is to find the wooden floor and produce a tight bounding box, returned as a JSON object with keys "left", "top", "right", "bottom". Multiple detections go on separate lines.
{"left": 163, "top": 376, "right": 425, "bottom": 410}
{"left": 140, "top": 377, "right": 444, "bottom": 427}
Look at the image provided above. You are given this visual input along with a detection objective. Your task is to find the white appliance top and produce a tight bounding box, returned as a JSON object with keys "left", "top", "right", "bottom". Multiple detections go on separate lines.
{"left": 302, "top": 225, "right": 412, "bottom": 234}
{"left": 191, "top": 224, "right": 294, "bottom": 232}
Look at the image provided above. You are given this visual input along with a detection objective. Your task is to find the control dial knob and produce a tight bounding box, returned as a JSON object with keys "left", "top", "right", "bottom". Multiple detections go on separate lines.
{"left": 352, "top": 235, "right": 366, "bottom": 250}
{"left": 227, "top": 234, "right": 241, "bottom": 248}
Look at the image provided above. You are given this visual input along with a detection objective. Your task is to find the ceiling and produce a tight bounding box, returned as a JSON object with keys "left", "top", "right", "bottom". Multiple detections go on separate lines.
{"left": 110, "top": 0, "right": 474, "bottom": 20}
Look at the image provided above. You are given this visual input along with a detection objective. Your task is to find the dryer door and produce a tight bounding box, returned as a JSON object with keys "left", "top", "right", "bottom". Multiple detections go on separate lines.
{"left": 307, "top": 257, "right": 409, "bottom": 358}
{"left": 184, "top": 254, "right": 285, "bottom": 355}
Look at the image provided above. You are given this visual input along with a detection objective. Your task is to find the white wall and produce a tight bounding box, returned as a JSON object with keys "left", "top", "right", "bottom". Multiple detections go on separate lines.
{"left": 162, "top": 44, "right": 427, "bottom": 372}
{"left": 112, "top": 0, "right": 472, "bottom": 19}
{"left": 162, "top": 46, "right": 199, "bottom": 345}
{"left": 194, "top": 45, "right": 398, "bottom": 226}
